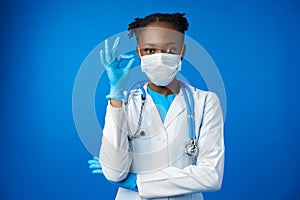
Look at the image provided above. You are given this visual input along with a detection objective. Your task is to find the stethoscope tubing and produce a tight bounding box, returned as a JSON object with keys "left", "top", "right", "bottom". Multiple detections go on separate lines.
{"left": 124, "top": 80, "right": 148, "bottom": 104}
{"left": 124, "top": 80, "right": 198, "bottom": 157}
{"left": 180, "top": 82, "right": 196, "bottom": 142}
{"left": 125, "top": 80, "right": 196, "bottom": 141}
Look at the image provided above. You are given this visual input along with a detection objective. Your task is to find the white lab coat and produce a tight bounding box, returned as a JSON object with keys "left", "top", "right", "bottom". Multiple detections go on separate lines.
{"left": 100, "top": 82, "right": 225, "bottom": 200}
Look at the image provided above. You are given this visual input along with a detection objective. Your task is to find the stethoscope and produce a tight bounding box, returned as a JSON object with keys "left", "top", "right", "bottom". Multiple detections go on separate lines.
{"left": 124, "top": 81, "right": 198, "bottom": 157}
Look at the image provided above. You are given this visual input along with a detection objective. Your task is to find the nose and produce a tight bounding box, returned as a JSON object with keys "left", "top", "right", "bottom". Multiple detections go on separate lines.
{"left": 156, "top": 49, "right": 167, "bottom": 53}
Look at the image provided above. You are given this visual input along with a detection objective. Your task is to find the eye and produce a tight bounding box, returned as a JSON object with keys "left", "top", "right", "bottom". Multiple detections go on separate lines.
{"left": 166, "top": 47, "right": 177, "bottom": 54}
{"left": 144, "top": 48, "right": 156, "bottom": 54}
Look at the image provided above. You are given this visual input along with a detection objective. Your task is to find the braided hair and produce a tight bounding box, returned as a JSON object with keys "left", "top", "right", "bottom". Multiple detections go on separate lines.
{"left": 128, "top": 13, "right": 189, "bottom": 38}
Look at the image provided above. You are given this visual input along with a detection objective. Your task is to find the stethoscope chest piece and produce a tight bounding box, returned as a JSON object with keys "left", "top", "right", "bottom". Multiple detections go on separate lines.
{"left": 185, "top": 139, "right": 198, "bottom": 157}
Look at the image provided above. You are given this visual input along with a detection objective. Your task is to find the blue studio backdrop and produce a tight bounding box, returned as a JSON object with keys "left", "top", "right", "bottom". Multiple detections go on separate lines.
{"left": 1, "top": 0, "right": 299, "bottom": 199}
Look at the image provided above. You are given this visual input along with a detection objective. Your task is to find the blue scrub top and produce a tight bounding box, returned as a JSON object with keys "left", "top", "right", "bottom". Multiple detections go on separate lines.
{"left": 147, "top": 86, "right": 177, "bottom": 122}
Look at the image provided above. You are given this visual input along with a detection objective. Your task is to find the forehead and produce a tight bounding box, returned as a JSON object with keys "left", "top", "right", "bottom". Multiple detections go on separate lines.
{"left": 137, "top": 26, "right": 184, "bottom": 47}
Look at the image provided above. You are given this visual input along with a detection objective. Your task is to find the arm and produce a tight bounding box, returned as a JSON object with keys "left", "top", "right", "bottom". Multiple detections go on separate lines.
{"left": 137, "top": 92, "right": 225, "bottom": 198}
{"left": 99, "top": 102, "right": 132, "bottom": 182}
{"left": 97, "top": 37, "right": 135, "bottom": 182}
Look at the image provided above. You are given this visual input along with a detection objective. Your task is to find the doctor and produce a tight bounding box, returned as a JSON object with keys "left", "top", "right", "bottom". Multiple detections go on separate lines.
{"left": 92, "top": 13, "right": 225, "bottom": 199}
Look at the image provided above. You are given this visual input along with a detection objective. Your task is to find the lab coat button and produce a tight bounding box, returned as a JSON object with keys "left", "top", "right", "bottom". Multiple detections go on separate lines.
{"left": 140, "top": 131, "right": 145, "bottom": 136}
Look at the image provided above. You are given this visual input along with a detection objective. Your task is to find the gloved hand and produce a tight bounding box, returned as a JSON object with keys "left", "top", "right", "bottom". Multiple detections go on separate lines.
{"left": 88, "top": 156, "right": 138, "bottom": 192}
{"left": 88, "top": 156, "right": 103, "bottom": 174}
{"left": 100, "top": 37, "right": 135, "bottom": 100}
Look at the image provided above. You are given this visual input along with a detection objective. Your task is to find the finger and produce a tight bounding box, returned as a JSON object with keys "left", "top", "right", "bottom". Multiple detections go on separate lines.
{"left": 92, "top": 169, "right": 103, "bottom": 174}
{"left": 99, "top": 50, "right": 107, "bottom": 68}
{"left": 118, "top": 54, "right": 134, "bottom": 61}
{"left": 105, "top": 39, "right": 111, "bottom": 63}
{"left": 111, "top": 37, "right": 120, "bottom": 59}
{"left": 93, "top": 156, "right": 99, "bottom": 161}
{"left": 89, "top": 164, "right": 101, "bottom": 169}
{"left": 88, "top": 160, "right": 99, "bottom": 165}
{"left": 124, "top": 58, "right": 135, "bottom": 72}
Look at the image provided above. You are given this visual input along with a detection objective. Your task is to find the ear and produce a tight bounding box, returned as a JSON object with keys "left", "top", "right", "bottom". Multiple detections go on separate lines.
{"left": 136, "top": 46, "right": 141, "bottom": 59}
{"left": 181, "top": 44, "right": 186, "bottom": 60}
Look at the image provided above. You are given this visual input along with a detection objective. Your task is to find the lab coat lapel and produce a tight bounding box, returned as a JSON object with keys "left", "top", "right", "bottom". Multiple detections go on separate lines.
{"left": 164, "top": 89, "right": 186, "bottom": 128}
{"left": 142, "top": 84, "right": 164, "bottom": 126}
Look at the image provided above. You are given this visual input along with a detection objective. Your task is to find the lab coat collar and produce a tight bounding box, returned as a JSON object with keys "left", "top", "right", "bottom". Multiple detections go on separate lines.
{"left": 142, "top": 82, "right": 187, "bottom": 128}
{"left": 164, "top": 87, "right": 186, "bottom": 128}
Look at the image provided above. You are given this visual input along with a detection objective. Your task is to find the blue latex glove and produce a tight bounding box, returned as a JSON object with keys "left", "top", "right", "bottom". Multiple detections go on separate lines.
{"left": 88, "top": 156, "right": 138, "bottom": 192}
{"left": 100, "top": 37, "right": 135, "bottom": 100}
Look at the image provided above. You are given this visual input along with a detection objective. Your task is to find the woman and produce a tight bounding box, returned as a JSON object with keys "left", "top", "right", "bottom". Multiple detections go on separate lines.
{"left": 89, "top": 13, "right": 225, "bottom": 200}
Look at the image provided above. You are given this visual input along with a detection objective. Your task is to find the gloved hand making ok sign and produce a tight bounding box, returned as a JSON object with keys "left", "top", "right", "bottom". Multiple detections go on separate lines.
{"left": 100, "top": 37, "right": 135, "bottom": 100}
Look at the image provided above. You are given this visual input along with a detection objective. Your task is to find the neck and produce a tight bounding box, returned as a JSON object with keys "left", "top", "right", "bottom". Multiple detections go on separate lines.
{"left": 148, "top": 79, "right": 180, "bottom": 97}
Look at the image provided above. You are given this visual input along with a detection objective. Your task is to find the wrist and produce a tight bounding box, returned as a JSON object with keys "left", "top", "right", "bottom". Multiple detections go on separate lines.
{"left": 109, "top": 99, "right": 122, "bottom": 108}
{"left": 106, "top": 87, "right": 124, "bottom": 101}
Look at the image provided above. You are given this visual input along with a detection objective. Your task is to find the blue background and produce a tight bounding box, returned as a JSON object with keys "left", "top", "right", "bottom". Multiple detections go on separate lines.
{"left": 1, "top": 0, "right": 299, "bottom": 199}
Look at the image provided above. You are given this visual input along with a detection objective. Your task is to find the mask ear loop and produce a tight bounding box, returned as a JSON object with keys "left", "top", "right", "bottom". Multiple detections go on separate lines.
{"left": 179, "top": 44, "right": 185, "bottom": 60}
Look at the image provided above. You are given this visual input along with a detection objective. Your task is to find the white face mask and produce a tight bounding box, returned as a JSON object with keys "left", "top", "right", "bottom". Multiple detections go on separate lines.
{"left": 140, "top": 53, "right": 182, "bottom": 86}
